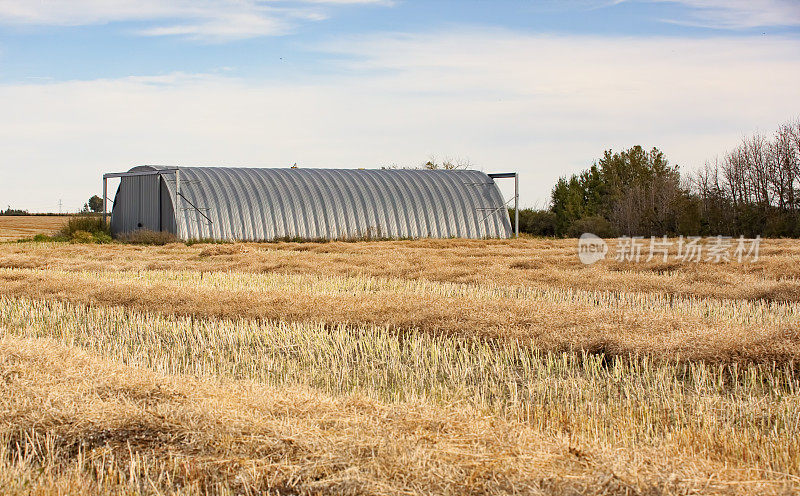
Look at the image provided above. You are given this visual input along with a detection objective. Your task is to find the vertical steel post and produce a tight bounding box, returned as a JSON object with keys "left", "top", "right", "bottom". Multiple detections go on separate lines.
{"left": 514, "top": 172, "right": 519, "bottom": 237}
{"left": 174, "top": 169, "right": 180, "bottom": 239}
{"left": 102, "top": 176, "right": 107, "bottom": 227}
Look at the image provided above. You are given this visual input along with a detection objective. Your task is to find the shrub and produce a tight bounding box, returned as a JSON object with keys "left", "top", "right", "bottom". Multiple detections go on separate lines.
{"left": 46, "top": 216, "right": 114, "bottom": 244}
{"left": 24, "top": 233, "right": 70, "bottom": 243}
{"left": 119, "top": 229, "right": 178, "bottom": 245}
{"left": 510, "top": 209, "right": 557, "bottom": 236}
{"left": 70, "top": 230, "right": 95, "bottom": 244}
{"left": 59, "top": 215, "right": 109, "bottom": 238}
{"left": 567, "top": 215, "right": 617, "bottom": 238}
{"left": 92, "top": 231, "right": 113, "bottom": 244}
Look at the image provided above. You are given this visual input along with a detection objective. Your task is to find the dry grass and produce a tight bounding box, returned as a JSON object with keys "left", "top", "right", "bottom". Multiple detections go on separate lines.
{"left": 1, "top": 335, "right": 604, "bottom": 495}
{"left": 0, "top": 266, "right": 798, "bottom": 362}
{"left": 1, "top": 237, "right": 799, "bottom": 301}
{"left": 0, "top": 216, "right": 71, "bottom": 241}
{"left": 1, "top": 238, "right": 799, "bottom": 494}
{"left": 1, "top": 318, "right": 798, "bottom": 494}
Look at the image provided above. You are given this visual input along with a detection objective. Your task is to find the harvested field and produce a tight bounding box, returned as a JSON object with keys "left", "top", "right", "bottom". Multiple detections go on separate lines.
{"left": 0, "top": 216, "right": 71, "bottom": 241}
{"left": 1, "top": 238, "right": 799, "bottom": 494}
{"left": 1, "top": 237, "right": 799, "bottom": 301}
{"left": 0, "top": 266, "right": 798, "bottom": 362}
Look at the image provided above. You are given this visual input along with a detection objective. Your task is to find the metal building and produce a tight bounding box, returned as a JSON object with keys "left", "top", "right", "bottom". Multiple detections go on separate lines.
{"left": 104, "top": 166, "right": 517, "bottom": 241}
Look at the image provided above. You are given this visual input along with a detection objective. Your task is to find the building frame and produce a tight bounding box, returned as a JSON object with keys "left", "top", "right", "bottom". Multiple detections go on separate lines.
{"left": 103, "top": 166, "right": 519, "bottom": 240}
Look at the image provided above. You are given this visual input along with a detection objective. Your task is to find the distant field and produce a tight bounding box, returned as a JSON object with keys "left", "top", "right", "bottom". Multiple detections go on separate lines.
{"left": 0, "top": 215, "right": 70, "bottom": 241}
{"left": 1, "top": 238, "right": 799, "bottom": 494}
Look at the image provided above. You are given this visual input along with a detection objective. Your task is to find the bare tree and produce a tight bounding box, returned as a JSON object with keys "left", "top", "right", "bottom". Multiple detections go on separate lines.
{"left": 743, "top": 133, "right": 771, "bottom": 207}
{"left": 690, "top": 117, "right": 800, "bottom": 235}
{"left": 770, "top": 124, "right": 795, "bottom": 212}
{"left": 422, "top": 155, "right": 473, "bottom": 170}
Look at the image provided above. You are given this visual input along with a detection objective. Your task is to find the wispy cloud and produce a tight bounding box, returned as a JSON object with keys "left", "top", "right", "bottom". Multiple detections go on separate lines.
{"left": 0, "top": 0, "right": 390, "bottom": 40}
{"left": 321, "top": 29, "right": 800, "bottom": 107}
{"left": 2, "top": 29, "right": 799, "bottom": 210}
{"left": 636, "top": 0, "right": 800, "bottom": 29}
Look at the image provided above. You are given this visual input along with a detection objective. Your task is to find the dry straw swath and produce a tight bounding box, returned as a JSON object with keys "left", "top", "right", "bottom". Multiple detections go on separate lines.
{"left": 1, "top": 238, "right": 799, "bottom": 494}
{"left": 1, "top": 297, "right": 799, "bottom": 488}
{"left": 1, "top": 266, "right": 798, "bottom": 362}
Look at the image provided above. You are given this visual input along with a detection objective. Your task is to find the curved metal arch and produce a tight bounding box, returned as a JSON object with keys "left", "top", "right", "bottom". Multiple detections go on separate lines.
{"left": 112, "top": 166, "right": 512, "bottom": 240}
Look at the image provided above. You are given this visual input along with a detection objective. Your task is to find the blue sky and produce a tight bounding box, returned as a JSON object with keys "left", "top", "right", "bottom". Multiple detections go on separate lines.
{"left": 1, "top": 0, "right": 799, "bottom": 211}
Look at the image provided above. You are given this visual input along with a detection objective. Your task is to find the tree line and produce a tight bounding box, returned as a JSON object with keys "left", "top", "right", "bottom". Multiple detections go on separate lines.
{"left": 513, "top": 118, "right": 800, "bottom": 237}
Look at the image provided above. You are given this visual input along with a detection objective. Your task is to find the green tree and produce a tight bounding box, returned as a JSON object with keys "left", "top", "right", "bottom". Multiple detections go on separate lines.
{"left": 551, "top": 146, "right": 685, "bottom": 236}
{"left": 88, "top": 195, "right": 104, "bottom": 213}
{"left": 550, "top": 164, "right": 604, "bottom": 235}
{"left": 509, "top": 208, "right": 557, "bottom": 236}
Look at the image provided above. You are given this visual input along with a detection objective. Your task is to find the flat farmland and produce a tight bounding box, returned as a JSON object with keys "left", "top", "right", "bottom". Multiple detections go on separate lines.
{"left": 1, "top": 238, "right": 799, "bottom": 495}
{"left": 0, "top": 215, "right": 70, "bottom": 241}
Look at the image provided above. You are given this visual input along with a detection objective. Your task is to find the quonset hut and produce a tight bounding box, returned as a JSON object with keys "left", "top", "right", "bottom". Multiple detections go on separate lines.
{"left": 105, "top": 166, "right": 516, "bottom": 241}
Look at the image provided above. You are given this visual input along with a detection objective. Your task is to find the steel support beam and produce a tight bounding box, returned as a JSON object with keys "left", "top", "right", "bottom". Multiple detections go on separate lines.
{"left": 514, "top": 172, "right": 519, "bottom": 238}
{"left": 103, "top": 170, "right": 175, "bottom": 179}
{"left": 174, "top": 168, "right": 181, "bottom": 239}
{"left": 102, "top": 176, "right": 107, "bottom": 226}
{"left": 488, "top": 172, "right": 519, "bottom": 237}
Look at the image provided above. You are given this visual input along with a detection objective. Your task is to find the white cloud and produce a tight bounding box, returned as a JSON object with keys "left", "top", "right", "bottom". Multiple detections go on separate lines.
{"left": 520, "top": 0, "right": 800, "bottom": 28}
{"left": 638, "top": 0, "right": 800, "bottom": 29}
{"left": 0, "top": 0, "right": 389, "bottom": 40}
{"left": 136, "top": 11, "right": 295, "bottom": 40}
{"left": 1, "top": 30, "right": 799, "bottom": 211}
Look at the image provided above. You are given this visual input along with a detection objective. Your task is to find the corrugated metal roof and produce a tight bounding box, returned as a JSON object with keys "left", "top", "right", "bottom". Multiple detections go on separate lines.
{"left": 125, "top": 166, "right": 512, "bottom": 240}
